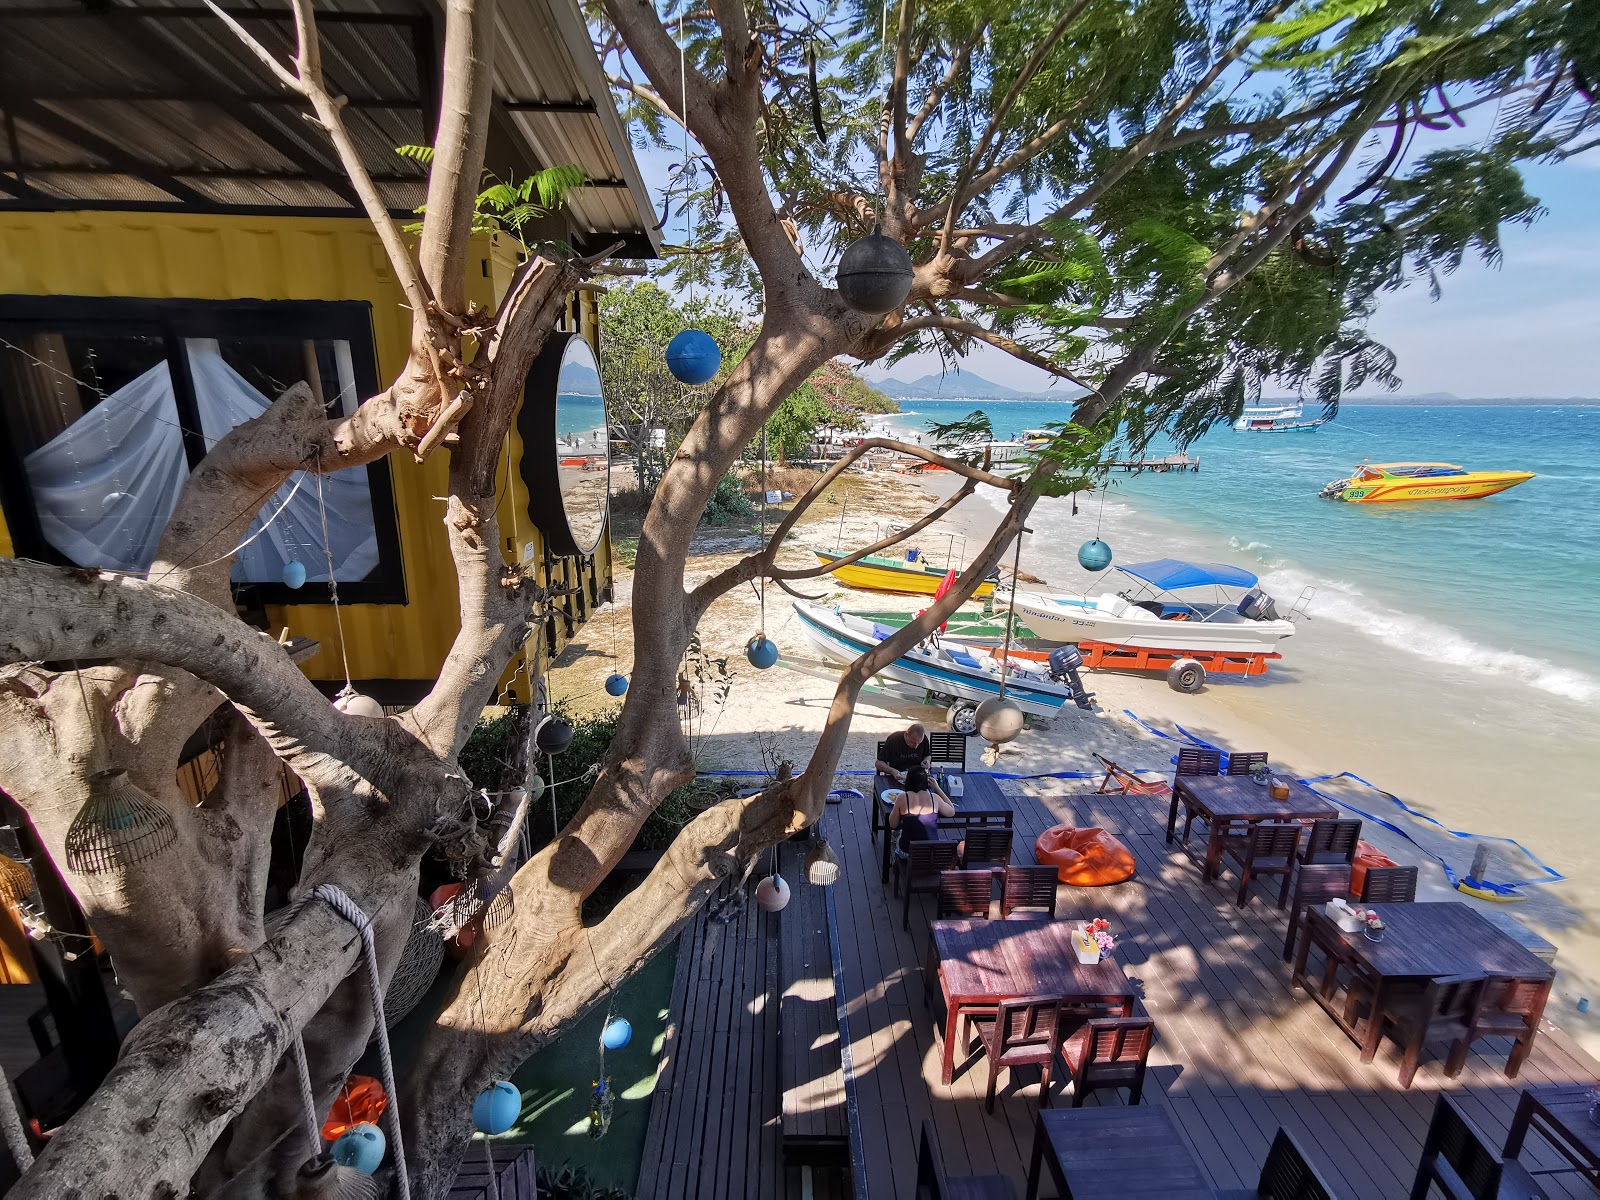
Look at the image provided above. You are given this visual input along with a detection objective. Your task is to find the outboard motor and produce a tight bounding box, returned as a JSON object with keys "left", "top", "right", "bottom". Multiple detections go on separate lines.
{"left": 1238, "top": 590, "right": 1280, "bottom": 622}
{"left": 1046, "top": 645, "right": 1095, "bottom": 710}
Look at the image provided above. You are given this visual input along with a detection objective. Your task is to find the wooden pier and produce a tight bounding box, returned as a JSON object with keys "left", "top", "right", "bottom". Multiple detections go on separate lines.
{"left": 1108, "top": 452, "right": 1200, "bottom": 472}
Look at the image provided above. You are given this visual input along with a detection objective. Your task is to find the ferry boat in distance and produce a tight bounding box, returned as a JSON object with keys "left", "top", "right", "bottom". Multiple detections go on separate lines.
{"left": 1320, "top": 462, "right": 1535, "bottom": 503}
{"left": 1233, "top": 402, "right": 1326, "bottom": 432}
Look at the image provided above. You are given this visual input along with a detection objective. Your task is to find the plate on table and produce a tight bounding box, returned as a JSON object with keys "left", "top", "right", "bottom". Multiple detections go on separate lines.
{"left": 882, "top": 789, "right": 906, "bottom": 805}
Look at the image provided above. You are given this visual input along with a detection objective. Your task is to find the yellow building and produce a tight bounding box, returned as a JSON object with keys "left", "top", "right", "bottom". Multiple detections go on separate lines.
{"left": 0, "top": 0, "right": 658, "bottom": 703}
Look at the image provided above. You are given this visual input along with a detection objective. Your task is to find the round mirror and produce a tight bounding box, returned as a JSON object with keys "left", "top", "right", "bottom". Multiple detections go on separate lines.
{"left": 521, "top": 332, "right": 610, "bottom": 557}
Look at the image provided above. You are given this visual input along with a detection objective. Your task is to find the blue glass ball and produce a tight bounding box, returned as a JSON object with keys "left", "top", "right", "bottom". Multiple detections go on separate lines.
{"left": 604, "top": 672, "right": 629, "bottom": 697}
{"left": 1077, "top": 539, "right": 1113, "bottom": 572}
{"left": 330, "top": 1123, "right": 385, "bottom": 1175}
{"left": 745, "top": 635, "right": 779, "bottom": 670}
{"left": 600, "top": 1016, "right": 633, "bottom": 1051}
{"left": 281, "top": 559, "right": 307, "bottom": 589}
{"left": 666, "top": 329, "right": 722, "bottom": 385}
{"left": 472, "top": 1080, "right": 522, "bottom": 1135}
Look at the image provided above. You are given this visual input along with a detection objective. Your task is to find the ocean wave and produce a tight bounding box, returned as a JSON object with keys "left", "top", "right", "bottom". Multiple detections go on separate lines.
{"left": 1227, "top": 536, "right": 1284, "bottom": 569}
{"left": 1261, "top": 568, "right": 1600, "bottom": 706}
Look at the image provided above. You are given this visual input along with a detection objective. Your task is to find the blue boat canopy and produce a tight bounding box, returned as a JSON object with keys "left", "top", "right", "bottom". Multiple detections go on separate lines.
{"left": 1116, "top": 559, "right": 1259, "bottom": 591}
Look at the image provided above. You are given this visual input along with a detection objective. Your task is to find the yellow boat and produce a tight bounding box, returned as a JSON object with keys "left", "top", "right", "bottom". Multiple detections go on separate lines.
{"left": 810, "top": 549, "right": 997, "bottom": 597}
{"left": 1320, "top": 462, "right": 1535, "bottom": 503}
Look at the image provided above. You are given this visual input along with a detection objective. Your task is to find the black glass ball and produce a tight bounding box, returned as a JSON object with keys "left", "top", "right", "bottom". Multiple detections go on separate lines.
{"left": 835, "top": 231, "right": 914, "bottom": 315}
{"left": 534, "top": 715, "right": 574, "bottom": 755}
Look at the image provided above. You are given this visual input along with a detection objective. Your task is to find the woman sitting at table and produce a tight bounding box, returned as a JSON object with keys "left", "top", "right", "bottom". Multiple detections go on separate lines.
{"left": 888, "top": 766, "right": 956, "bottom": 853}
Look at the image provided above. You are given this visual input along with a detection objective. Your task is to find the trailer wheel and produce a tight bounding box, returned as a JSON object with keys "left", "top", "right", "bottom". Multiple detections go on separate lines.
{"left": 946, "top": 700, "right": 979, "bottom": 736}
{"left": 1167, "top": 658, "right": 1206, "bottom": 694}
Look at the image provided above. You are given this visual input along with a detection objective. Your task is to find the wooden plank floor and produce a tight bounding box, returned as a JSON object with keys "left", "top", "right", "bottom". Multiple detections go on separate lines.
{"left": 827, "top": 781, "right": 1600, "bottom": 1200}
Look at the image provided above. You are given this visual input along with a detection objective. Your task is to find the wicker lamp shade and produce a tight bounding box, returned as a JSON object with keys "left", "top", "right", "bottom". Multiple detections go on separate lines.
{"left": 64, "top": 770, "right": 177, "bottom": 876}
{"left": 379, "top": 897, "right": 446, "bottom": 1031}
{"left": 0, "top": 855, "right": 34, "bottom": 907}
{"left": 482, "top": 886, "right": 514, "bottom": 933}
{"left": 804, "top": 838, "right": 841, "bottom": 886}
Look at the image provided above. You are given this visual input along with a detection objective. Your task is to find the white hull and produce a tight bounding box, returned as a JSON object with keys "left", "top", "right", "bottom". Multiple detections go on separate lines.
{"left": 1011, "top": 591, "right": 1296, "bottom": 653}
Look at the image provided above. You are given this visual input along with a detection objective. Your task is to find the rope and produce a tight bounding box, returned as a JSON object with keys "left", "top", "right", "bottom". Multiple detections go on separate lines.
{"left": 291, "top": 1035, "right": 321, "bottom": 1157}
{"left": 311, "top": 884, "right": 411, "bottom": 1200}
{"left": 312, "top": 466, "right": 354, "bottom": 692}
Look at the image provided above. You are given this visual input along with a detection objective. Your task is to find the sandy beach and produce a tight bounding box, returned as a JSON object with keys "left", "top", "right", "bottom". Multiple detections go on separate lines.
{"left": 552, "top": 466, "right": 1600, "bottom": 1057}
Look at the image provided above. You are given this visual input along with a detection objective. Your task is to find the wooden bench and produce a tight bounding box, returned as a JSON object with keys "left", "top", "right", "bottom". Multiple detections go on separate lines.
{"left": 779, "top": 836, "right": 850, "bottom": 1166}
{"left": 447, "top": 1144, "right": 537, "bottom": 1198}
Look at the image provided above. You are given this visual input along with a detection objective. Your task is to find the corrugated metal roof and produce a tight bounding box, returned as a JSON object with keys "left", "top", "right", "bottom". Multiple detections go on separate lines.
{"left": 0, "top": 0, "right": 657, "bottom": 254}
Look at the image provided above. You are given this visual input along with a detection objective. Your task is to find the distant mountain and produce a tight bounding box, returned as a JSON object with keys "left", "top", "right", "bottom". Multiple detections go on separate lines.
{"left": 873, "top": 369, "right": 1084, "bottom": 402}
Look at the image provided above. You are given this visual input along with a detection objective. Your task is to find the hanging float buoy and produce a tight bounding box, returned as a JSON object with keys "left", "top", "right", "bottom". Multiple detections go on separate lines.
{"left": 282, "top": 559, "right": 308, "bottom": 589}
{"left": 472, "top": 1080, "right": 523, "bottom": 1135}
{"left": 329, "top": 1123, "right": 386, "bottom": 1176}
{"left": 745, "top": 634, "right": 779, "bottom": 670}
{"left": 974, "top": 696, "right": 1026, "bottom": 744}
{"left": 334, "top": 691, "right": 386, "bottom": 719}
{"left": 665, "top": 329, "right": 722, "bottom": 385}
{"left": 835, "top": 227, "right": 915, "bottom": 315}
{"left": 754, "top": 874, "right": 791, "bottom": 911}
{"left": 600, "top": 1017, "right": 633, "bottom": 1051}
{"left": 534, "top": 715, "right": 574, "bottom": 755}
{"left": 1077, "top": 539, "right": 1113, "bottom": 572}
{"left": 604, "top": 672, "right": 629, "bottom": 697}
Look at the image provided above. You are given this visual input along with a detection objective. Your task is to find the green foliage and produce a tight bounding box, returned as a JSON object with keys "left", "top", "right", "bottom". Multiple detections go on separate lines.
{"left": 927, "top": 411, "right": 996, "bottom": 467}
{"left": 702, "top": 473, "right": 755, "bottom": 526}
{"left": 396, "top": 147, "right": 586, "bottom": 243}
{"left": 537, "top": 1161, "right": 630, "bottom": 1200}
{"left": 459, "top": 710, "right": 524, "bottom": 794}
{"left": 1021, "top": 420, "right": 1118, "bottom": 497}
{"left": 766, "top": 382, "right": 830, "bottom": 462}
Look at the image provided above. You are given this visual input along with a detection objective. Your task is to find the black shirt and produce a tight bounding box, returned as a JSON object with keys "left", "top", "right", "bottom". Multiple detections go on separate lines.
{"left": 880, "top": 731, "right": 931, "bottom": 773}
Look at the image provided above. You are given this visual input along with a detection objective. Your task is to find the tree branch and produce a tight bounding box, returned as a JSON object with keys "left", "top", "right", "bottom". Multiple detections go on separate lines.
{"left": 906, "top": 23, "right": 985, "bottom": 144}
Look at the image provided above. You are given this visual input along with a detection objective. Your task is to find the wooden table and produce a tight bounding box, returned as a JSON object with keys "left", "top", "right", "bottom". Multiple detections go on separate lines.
{"left": 1168, "top": 774, "right": 1336, "bottom": 881}
{"left": 878, "top": 771, "right": 1012, "bottom": 882}
{"left": 930, "top": 917, "right": 1135, "bottom": 1086}
{"left": 1505, "top": 1083, "right": 1600, "bottom": 1188}
{"left": 1024, "top": 1105, "right": 1212, "bottom": 1199}
{"left": 1292, "top": 902, "right": 1555, "bottom": 1065}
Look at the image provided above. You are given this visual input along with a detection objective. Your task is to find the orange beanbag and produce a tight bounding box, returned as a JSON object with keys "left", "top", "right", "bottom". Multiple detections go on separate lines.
{"left": 1349, "top": 840, "right": 1397, "bottom": 897}
{"left": 1034, "top": 824, "right": 1136, "bottom": 886}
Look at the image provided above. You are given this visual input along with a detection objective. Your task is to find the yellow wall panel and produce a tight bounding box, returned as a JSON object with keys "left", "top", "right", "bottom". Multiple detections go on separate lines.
{"left": 0, "top": 210, "right": 612, "bottom": 692}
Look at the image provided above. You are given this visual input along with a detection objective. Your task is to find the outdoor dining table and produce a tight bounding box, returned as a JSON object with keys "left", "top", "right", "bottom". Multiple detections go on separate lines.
{"left": 1167, "top": 774, "right": 1337, "bottom": 882}
{"left": 1023, "top": 1104, "right": 1213, "bottom": 1199}
{"left": 929, "top": 916, "right": 1136, "bottom": 1086}
{"left": 878, "top": 771, "right": 1012, "bottom": 882}
{"left": 1504, "top": 1083, "right": 1600, "bottom": 1188}
{"left": 1291, "top": 902, "right": 1555, "bottom": 1066}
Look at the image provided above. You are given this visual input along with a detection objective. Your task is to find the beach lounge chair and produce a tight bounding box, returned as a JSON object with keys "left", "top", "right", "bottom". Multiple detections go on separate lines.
{"left": 967, "top": 996, "right": 1063, "bottom": 1112}
{"left": 1058, "top": 1016, "right": 1155, "bottom": 1107}
{"left": 1091, "top": 752, "right": 1171, "bottom": 796}
{"left": 1409, "top": 1094, "right": 1544, "bottom": 1200}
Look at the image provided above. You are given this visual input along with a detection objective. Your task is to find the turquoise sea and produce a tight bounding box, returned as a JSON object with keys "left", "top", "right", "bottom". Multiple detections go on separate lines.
{"left": 888, "top": 400, "right": 1600, "bottom": 707}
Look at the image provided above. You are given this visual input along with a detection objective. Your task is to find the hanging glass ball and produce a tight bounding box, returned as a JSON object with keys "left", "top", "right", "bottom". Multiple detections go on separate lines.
{"left": 745, "top": 634, "right": 779, "bottom": 670}
{"left": 754, "top": 874, "right": 791, "bottom": 912}
{"left": 974, "top": 697, "right": 1026, "bottom": 744}
{"left": 534, "top": 716, "right": 574, "bottom": 755}
{"left": 1077, "top": 539, "right": 1113, "bottom": 572}
{"left": 526, "top": 775, "right": 546, "bottom": 802}
{"left": 330, "top": 1123, "right": 386, "bottom": 1175}
{"left": 666, "top": 329, "right": 722, "bottom": 385}
{"left": 334, "top": 692, "right": 386, "bottom": 719}
{"left": 835, "top": 229, "right": 915, "bottom": 315}
{"left": 600, "top": 1017, "right": 633, "bottom": 1051}
{"left": 604, "top": 672, "right": 629, "bottom": 697}
{"left": 281, "top": 559, "right": 307, "bottom": 589}
{"left": 472, "top": 1080, "right": 522, "bottom": 1135}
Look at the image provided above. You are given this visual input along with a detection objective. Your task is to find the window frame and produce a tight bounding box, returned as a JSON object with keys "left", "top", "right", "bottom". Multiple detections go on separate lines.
{"left": 0, "top": 295, "right": 406, "bottom": 606}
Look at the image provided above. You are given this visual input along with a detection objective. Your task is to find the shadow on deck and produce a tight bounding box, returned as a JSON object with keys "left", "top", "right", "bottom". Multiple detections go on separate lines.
{"left": 640, "top": 782, "right": 1600, "bottom": 1199}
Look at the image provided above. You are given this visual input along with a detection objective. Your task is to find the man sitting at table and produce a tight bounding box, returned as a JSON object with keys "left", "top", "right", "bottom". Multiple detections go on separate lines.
{"left": 875, "top": 722, "right": 932, "bottom": 798}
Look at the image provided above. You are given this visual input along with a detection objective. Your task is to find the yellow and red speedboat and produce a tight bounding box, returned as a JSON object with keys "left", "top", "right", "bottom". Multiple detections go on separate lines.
{"left": 1320, "top": 462, "right": 1534, "bottom": 503}
{"left": 810, "top": 549, "right": 997, "bottom": 597}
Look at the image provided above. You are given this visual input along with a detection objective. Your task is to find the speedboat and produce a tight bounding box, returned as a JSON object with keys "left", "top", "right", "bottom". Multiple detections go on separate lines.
{"left": 1002, "top": 559, "right": 1300, "bottom": 652}
{"left": 1233, "top": 402, "right": 1326, "bottom": 432}
{"left": 810, "top": 548, "right": 997, "bottom": 597}
{"left": 1319, "top": 462, "right": 1534, "bottom": 502}
{"left": 791, "top": 601, "right": 1091, "bottom": 728}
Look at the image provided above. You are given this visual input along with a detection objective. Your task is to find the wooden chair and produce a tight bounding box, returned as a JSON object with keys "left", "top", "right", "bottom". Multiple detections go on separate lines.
{"left": 1092, "top": 752, "right": 1171, "bottom": 797}
{"left": 1280, "top": 863, "right": 1352, "bottom": 962}
{"left": 1219, "top": 822, "right": 1302, "bottom": 908}
{"left": 1457, "top": 975, "right": 1552, "bottom": 1080}
{"left": 1216, "top": 1128, "right": 1340, "bottom": 1200}
{"left": 1409, "top": 1094, "right": 1545, "bottom": 1200}
{"left": 1360, "top": 865, "right": 1419, "bottom": 904}
{"left": 1368, "top": 973, "right": 1487, "bottom": 1089}
{"left": 897, "top": 841, "right": 961, "bottom": 930}
{"left": 937, "top": 870, "right": 994, "bottom": 920}
{"left": 915, "top": 1120, "right": 1013, "bottom": 1200}
{"left": 1227, "top": 750, "right": 1270, "bottom": 777}
{"left": 962, "top": 826, "right": 1014, "bottom": 870}
{"left": 1000, "top": 866, "right": 1058, "bottom": 919}
{"left": 1057, "top": 1016, "right": 1154, "bottom": 1106}
{"left": 967, "top": 996, "right": 1062, "bottom": 1112}
{"left": 926, "top": 732, "right": 969, "bottom": 775}
{"left": 1176, "top": 747, "right": 1222, "bottom": 778}
{"left": 1299, "top": 818, "right": 1362, "bottom": 866}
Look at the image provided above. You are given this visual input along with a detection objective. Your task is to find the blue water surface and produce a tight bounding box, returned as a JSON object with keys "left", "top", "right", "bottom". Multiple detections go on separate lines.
{"left": 890, "top": 400, "right": 1600, "bottom": 681}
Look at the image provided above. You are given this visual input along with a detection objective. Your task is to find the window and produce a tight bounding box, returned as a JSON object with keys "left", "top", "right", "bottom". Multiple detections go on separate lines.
{"left": 0, "top": 298, "right": 404, "bottom": 605}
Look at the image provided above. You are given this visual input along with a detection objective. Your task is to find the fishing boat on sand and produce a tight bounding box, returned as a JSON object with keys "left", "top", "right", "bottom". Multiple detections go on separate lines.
{"left": 810, "top": 548, "right": 998, "bottom": 597}
{"left": 1319, "top": 462, "right": 1535, "bottom": 502}
{"left": 791, "top": 602, "right": 1092, "bottom": 730}
{"left": 1002, "top": 559, "right": 1301, "bottom": 654}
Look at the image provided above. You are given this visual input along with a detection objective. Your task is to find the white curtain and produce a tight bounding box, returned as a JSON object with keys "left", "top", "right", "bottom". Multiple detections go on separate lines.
{"left": 20, "top": 340, "right": 380, "bottom": 583}
{"left": 22, "top": 363, "right": 188, "bottom": 572}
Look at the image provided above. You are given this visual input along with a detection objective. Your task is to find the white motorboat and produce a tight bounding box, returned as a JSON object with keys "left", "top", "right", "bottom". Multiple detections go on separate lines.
{"left": 1233, "top": 402, "right": 1326, "bottom": 432}
{"left": 790, "top": 601, "right": 1092, "bottom": 732}
{"left": 1003, "top": 559, "right": 1303, "bottom": 653}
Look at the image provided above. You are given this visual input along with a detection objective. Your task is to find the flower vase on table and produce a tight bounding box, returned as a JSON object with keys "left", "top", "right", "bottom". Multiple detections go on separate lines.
{"left": 1072, "top": 919, "right": 1116, "bottom": 964}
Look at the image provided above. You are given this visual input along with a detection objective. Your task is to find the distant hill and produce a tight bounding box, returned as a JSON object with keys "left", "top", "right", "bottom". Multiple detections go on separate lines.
{"left": 873, "top": 368, "right": 1084, "bottom": 402}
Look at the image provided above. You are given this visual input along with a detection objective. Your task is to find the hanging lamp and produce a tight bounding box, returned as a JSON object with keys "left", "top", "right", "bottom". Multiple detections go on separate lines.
{"left": 803, "top": 838, "right": 841, "bottom": 886}
{"left": 64, "top": 770, "right": 177, "bottom": 876}
{"left": 835, "top": 226, "right": 914, "bottom": 315}
{"left": 0, "top": 855, "right": 34, "bottom": 907}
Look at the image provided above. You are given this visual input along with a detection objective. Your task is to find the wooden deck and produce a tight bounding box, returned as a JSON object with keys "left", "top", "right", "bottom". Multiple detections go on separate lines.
{"left": 644, "top": 780, "right": 1600, "bottom": 1198}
